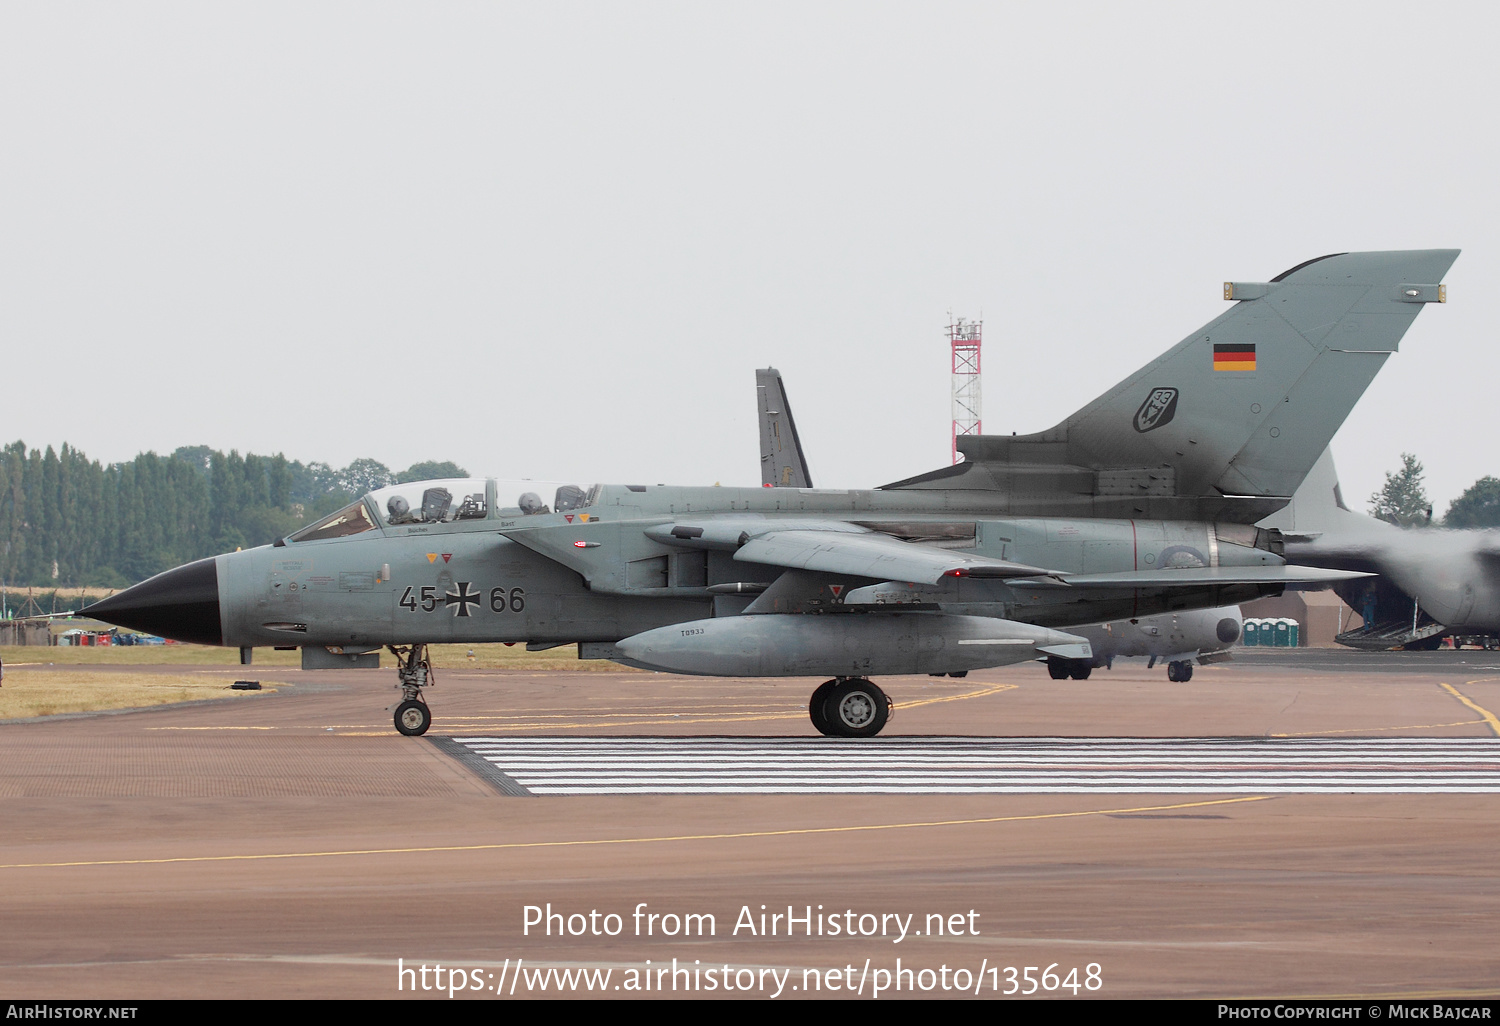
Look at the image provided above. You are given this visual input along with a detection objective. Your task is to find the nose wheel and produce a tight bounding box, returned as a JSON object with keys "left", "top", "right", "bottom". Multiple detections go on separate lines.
{"left": 394, "top": 698, "right": 431, "bottom": 736}
{"left": 389, "top": 644, "right": 435, "bottom": 736}
{"left": 809, "top": 677, "right": 892, "bottom": 738}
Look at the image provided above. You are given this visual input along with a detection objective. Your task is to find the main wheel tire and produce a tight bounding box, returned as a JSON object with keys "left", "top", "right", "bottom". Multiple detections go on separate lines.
{"left": 395, "top": 699, "right": 432, "bottom": 736}
{"left": 808, "top": 679, "right": 840, "bottom": 736}
{"left": 822, "top": 679, "right": 890, "bottom": 738}
{"left": 1047, "top": 658, "right": 1069, "bottom": 680}
{"left": 1068, "top": 661, "right": 1092, "bottom": 680}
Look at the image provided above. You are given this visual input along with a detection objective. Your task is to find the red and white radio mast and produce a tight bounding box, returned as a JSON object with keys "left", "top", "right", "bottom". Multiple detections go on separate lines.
{"left": 949, "top": 317, "right": 982, "bottom": 463}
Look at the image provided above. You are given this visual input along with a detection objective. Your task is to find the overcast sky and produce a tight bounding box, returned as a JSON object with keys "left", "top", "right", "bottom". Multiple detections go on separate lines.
{"left": 2, "top": 3, "right": 1495, "bottom": 513}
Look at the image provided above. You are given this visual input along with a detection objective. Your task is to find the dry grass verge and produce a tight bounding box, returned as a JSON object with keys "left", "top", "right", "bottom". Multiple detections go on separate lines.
{"left": 0, "top": 672, "right": 285, "bottom": 719}
{"left": 0, "top": 645, "right": 301, "bottom": 667}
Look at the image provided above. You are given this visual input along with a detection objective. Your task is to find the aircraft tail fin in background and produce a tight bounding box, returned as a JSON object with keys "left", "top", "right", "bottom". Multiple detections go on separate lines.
{"left": 757, "top": 367, "right": 813, "bottom": 488}
{"left": 1258, "top": 445, "right": 1397, "bottom": 548}
{"left": 1257, "top": 446, "right": 1353, "bottom": 538}
{"left": 885, "top": 250, "right": 1459, "bottom": 523}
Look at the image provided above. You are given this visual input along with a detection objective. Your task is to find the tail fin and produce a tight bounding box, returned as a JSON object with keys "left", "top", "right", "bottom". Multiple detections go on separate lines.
{"left": 886, "top": 250, "right": 1459, "bottom": 523}
{"left": 1258, "top": 445, "right": 1393, "bottom": 546}
{"left": 757, "top": 367, "right": 813, "bottom": 488}
{"left": 1258, "top": 446, "right": 1353, "bottom": 537}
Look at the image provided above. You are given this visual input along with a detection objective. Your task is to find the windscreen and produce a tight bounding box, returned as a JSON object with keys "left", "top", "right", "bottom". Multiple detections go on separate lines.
{"left": 287, "top": 500, "right": 378, "bottom": 543}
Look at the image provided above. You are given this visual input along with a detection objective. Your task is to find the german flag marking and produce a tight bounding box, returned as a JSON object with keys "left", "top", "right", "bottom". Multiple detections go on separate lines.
{"left": 1213, "top": 343, "right": 1256, "bottom": 371}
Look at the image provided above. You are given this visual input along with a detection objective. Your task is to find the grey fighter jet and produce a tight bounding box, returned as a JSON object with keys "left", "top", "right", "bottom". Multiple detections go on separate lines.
{"left": 1050, "top": 607, "right": 1243, "bottom": 682}
{"left": 86, "top": 250, "right": 1453, "bottom": 738}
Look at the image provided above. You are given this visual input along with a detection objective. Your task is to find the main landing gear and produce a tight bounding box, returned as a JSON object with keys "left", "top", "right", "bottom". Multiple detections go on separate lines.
{"left": 809, "top": 677, "right": 893, "bottom": 738}
{"left": 389, "top": 644, "right": 434, "bottom": 736}
{"left": 1166, "top": 660, "right": 1194, "bottom": 682}
{"left": 1046, "top": 656, "right": 1093, "bottom": 680}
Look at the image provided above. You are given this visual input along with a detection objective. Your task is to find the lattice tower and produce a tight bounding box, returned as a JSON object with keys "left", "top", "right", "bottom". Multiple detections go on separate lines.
{"left": 949, "top": 317, "right": 982, "bottom": 463}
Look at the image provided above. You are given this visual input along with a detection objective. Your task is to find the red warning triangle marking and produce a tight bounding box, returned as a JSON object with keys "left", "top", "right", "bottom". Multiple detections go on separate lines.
{"left": 441, "top": 554, "right": 452, "bottom": 563}
{"left": 564, "top": 514, "right": 574, "bottom": 523}
{"left": 828, "top": 584, "right": 845, "bottom": 598}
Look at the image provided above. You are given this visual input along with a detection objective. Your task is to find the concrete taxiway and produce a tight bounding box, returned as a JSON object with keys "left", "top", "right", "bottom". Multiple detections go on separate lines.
{"left": 0, "top": 649, "right": 1497, "bottom": 999}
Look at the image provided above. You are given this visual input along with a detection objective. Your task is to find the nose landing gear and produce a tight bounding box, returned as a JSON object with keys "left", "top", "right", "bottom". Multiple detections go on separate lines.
{"left": 809, "top": 677, "right": 893, "bottom": 738}
{"left": 394, "top": 698, "right": 431, "bottom": 736}
{"left": 389, "top": 644, "right": 435, "bottom": 736}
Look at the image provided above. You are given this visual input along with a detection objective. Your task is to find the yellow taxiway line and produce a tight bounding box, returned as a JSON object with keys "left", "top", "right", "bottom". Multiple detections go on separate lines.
{"left": 0, "top": 795, "right": 1269, "bottom": 871}
{"left": 1441, "top": 680, "right": 1500, "bottom": 737}
{"left": 1272, "top": 720, "right": 1484, "bottom": 738}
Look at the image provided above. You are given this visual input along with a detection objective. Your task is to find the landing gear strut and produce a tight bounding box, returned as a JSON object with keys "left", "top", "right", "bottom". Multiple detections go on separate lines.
{"left": 389, "top": 644, "right": 434, "bottom": 736}
{"left": 809, "top": 677, "right": 892, "bottom": 738}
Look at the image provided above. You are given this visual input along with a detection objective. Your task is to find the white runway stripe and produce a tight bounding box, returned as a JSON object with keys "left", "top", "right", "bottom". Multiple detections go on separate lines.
{"left": 442, "top": 736, "right": 1500, "bottom": 796}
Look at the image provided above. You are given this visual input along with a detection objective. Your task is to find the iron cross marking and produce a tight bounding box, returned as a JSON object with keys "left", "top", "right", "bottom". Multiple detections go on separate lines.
{"left": 445, "top": 582, "right": 481, "bottom": 617}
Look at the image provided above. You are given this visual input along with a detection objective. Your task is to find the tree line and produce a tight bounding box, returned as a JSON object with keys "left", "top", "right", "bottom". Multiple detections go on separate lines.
{"left": 1370, "top": 453, "right": 1500, "bottom": 529}
{"left": 0, "top": 441, "right": 465, "bottom": 588}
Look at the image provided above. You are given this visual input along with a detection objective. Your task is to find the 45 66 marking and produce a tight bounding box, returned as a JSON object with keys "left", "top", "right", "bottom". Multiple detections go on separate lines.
{"left": 399, "top": 583, "right": 525, "bottom": 617}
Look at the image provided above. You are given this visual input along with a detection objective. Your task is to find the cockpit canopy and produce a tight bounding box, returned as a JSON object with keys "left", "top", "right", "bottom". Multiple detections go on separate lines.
{"left": 284, "top": 478, "right": 598, "bottom": 543}
{"left": 373, "top": 479, "right": 490, "bottom": 526}
{"left": 494, "top": 481, "right": 592, "bottom": 517}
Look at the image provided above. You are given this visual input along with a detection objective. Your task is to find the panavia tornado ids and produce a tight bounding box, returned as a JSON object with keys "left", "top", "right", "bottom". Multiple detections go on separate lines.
{"left": 87, "top": 250, "right": 1456, "bottom": 737}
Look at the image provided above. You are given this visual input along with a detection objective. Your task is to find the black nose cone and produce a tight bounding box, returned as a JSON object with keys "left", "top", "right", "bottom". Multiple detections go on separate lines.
{"left": 86, "top": 557, "right": 223, "bottom": 646}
